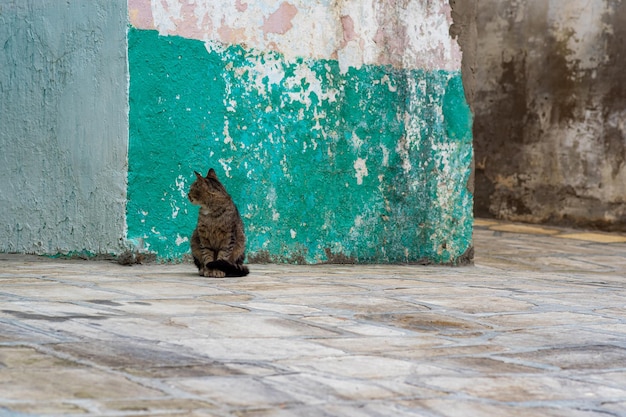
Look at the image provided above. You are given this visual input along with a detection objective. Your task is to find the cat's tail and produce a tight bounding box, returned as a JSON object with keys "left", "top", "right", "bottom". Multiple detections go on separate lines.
{"left": 205, "top": 260, "right": 250, "bottom": 277}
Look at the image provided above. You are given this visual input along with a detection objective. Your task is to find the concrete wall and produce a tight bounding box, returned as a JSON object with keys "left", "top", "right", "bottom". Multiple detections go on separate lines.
{"left": 474, "top": 0, "right": 626, "bottom": 230}
{"left": 127, "top": 0, "right": 474, "bottom": 264}
{"left": 0, "top": 1, "right": 473, "bottom": 264}
{"left": 0, "top": 1, "right": 129, "bottom": 255}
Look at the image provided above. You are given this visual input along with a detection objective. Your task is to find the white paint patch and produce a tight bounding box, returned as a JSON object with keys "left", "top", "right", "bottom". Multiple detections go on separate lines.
{"left": 351, "top": 132, "right": 364, "bottom": 152}
{"left": 222, "top": 119, "right": 236, "bottom": 150}
{"left": 218, "top": 158, "right": 233, "bottom": 178}
{"left": 282, "top": 65, "right": 339, "bottom": 109}
{"left": 279, "top": 154, "right": 292, "bottom": 180}
{"left": 171, "top": 204, "right": 180, "bottom": 219}
{"left": 380, "top": 144, "right": 389, "bottom": 167}
{"left": 336, "top": 1, "right": 378, "bottom": 73}
{"left": 175, "top": 175, "right": 187, "bottom": 198}
{"left": 399, "top": 1, "right": 462, "bottom": 69}
{"left": 175, "top": 234, "right": 189, "bottom": 246}
{"left": 396, "top": 137, "right": 412, "bottom": 174}
{"left": 266, "top": 186, "right": 281, "bottom": 221}
{"left": 354, "top": 157, "right": 368, "bottom": 185}
{"left": 290, "top": 229, "right": 297, "bottom": 239}
{"left": 267, "top": 186, "right": 277, "bottom": 206}
{"left": 143, "top": 0, "right": 461, "bottom": 71}
{"left": 381, "top": 74, "right": 397, "bottom": 92}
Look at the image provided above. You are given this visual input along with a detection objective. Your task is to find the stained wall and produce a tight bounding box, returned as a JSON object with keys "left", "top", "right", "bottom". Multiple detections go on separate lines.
{"left": 474, "top": 0, "right": 626, "bottom": 230}
{"left": 127, "top": 0, "right": 474, "bottom": 263}
{"left": 0, "top": 1, "right": 474, "bottom": 263}
{"left": 0, "top": 1, "right": 129, "bottom": 255}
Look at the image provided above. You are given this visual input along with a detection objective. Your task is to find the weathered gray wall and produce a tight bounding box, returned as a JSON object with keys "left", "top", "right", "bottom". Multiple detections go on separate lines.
{"left": 474, "top": 0, "right": 626, "bottom": 230}
{"left": 0, "top": 1, "right": 128, "bottom": 254}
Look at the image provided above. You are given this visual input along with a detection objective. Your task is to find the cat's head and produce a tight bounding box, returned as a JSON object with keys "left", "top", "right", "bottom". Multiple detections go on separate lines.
{"left": 188, "top": 168, "right": 228, "bottom": 206}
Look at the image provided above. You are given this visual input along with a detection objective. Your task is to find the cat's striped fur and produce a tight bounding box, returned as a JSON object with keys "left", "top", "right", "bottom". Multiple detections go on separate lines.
{"left": 188, "top": 168, "right": 249, "bottom": 277}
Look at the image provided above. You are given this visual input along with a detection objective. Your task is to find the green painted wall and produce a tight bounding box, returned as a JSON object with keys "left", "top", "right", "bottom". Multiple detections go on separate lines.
{"left": 127, "top": 29, "right": 473, "bottom": 264}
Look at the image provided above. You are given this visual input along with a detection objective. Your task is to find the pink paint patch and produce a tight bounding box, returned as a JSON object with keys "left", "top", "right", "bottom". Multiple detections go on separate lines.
{"left": 263, "top": 2, "right": 298, "bottom": 35}
{"left": 235, "top": 0, "right": 248, "bottom": 13}
{"left": 176, "top": 2, "right": 203, "bottom": 40}
{"left": 341, "top": 15, "right": 357, "bottom": 43}
{"left": 128, "top": 0, "right": 154, "bottom": 29}
{"left": 218, "top": 20, "right": 247, "bottom": 45}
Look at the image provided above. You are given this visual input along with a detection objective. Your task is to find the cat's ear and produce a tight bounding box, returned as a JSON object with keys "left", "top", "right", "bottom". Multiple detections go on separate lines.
{"left": 206, "top": 168, "right": 218, "bottom": 179}
{"left": 194, "top": 171, "right": 204, "bottom": 180}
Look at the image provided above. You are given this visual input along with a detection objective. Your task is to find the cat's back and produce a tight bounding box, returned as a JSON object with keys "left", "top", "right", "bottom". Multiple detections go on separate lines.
{"left": 189, "top": 168, "right": 248, "bottom": 277}
{"left": 190, "top": 170, "right": 245, "bottom": 238}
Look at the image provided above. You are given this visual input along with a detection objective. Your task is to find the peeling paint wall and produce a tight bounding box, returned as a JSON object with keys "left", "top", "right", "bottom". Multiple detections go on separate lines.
{"left": 0, "top": 1, "right": 129, "bottom": 255}
{"left": 0, "top": 1, "right": 473, "bottom": 262}
{"left": 127, "top": 0, "right": 474, "bottom": 263}
{"left": 474, "top": 0, "right": 626, "bottom": 230}
{"left": 129, "top": 0, "right": 462, "bottom": 72}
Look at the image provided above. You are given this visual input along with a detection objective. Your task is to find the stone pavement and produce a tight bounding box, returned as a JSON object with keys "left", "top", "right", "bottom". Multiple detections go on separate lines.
{"left": 1, "top": 219, "right": 626, "bottom": 417}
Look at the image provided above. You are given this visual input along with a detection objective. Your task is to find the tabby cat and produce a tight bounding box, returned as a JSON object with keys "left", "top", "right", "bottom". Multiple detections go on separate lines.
{"left": 188, "top": 168, "right": 249, "bottom": 277}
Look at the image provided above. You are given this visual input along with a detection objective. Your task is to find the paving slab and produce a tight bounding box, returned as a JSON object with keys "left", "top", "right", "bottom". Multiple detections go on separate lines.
{"left": 0, "top": 219, "right": 626, "bottom": 416}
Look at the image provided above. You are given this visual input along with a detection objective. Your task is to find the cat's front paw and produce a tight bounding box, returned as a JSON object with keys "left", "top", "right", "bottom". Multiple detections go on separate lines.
{"left": 204, "top": 268, "right": 226, "bottom": 278}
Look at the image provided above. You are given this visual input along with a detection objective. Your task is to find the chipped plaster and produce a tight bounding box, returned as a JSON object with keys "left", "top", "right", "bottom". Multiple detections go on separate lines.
{"left": 129, "top": 0, "right": 462, "bottom": 72}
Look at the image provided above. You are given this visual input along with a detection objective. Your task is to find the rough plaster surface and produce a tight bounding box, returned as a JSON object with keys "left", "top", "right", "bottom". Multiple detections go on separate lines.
{"left": 0, "top": 1, "right": 129, "bottom": 254}
{"left": 449, "top": 0, "right": 477, "bottom": 113}
{"left": 127, "top": 30, "right": 473, "bottom": 264}
{"left": 449, "top": 0, "right": 477, "bottom": 195}
{"left": 127, "top": 0, "right": 473, "bottom": 264}
{"left": 0, "top": 0, "right": 473, "bottom": 261}
{"left": 474, "top": 0, "right": 626, "bottom": 230}
{"left": 128, "top": 0, "right": 462, "bottom": 72}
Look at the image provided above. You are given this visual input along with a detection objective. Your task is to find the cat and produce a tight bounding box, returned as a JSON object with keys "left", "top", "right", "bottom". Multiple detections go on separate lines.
{"left": 188, "top": 168, "right": 249, "bottom": 277}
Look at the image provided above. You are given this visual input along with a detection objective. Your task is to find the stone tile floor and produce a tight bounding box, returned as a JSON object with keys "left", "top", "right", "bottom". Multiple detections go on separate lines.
{"left": 1, "top": 219, "right": 626, "bottom": 416}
